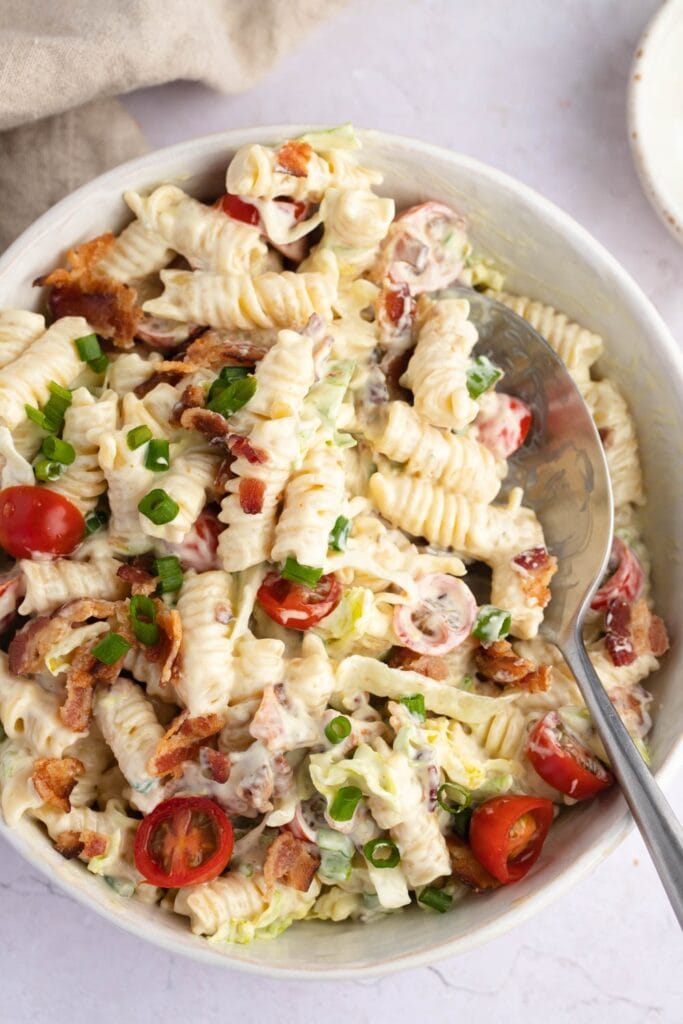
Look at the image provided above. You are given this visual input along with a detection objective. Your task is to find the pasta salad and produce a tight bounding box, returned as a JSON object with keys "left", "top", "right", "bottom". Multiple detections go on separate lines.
{"left": 0, "top": 125, "right": 668, "bottom": 944}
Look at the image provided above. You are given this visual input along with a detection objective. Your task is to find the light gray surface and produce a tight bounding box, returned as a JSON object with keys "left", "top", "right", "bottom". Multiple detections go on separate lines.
{"left": 1, "top": 0, "right": 681, "bottom": 1020}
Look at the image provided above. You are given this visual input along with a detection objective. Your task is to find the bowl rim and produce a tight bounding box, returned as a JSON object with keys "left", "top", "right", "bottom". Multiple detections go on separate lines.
{"left": 1, "top": 123, "right": 682, "bottom": 978}
{"left": 627, "top": 0, "right": 683, "bottom": 245}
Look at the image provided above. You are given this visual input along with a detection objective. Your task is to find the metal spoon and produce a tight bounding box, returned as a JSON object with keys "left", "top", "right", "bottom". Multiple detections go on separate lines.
{"left": 454, "top": 286, "right": 683, "bottom": 926}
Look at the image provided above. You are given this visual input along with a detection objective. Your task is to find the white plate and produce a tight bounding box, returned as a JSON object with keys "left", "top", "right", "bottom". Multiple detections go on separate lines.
{"left": 1, "top": 127, "right": 683, "bottom": 977}
{"left": 628, "top": 0, "right": 683, "bottom": 243}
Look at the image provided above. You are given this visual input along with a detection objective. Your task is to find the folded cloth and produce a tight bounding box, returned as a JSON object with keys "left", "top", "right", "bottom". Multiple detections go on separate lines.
{"left": 0, "top": 0, "right": 349, "bottom": 250}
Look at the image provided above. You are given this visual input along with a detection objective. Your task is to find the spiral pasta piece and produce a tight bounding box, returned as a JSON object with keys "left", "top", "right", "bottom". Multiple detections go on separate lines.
{"left": 583, "top": 380, "right": 644, "bottom": 507}
{"left": 304, "top": 188, "right": 395, "bottom": 277}
{"left": 472, "top": 706, "right": 527, "bottom": 759}
{"left": 96, "top": 219, "right": 174, "bottom": 283}
{"left": 48, "top": 388, "right": 119, "bottom": 513}
{"left": 0, "top": 309, "right": 46, "bottom": 369}
{"left": 18, "top": 556, "right": 127, "bottom": 615}
{"left": 366, "top": 400, "right": 502, "bottom": 502}
{"left": 400, "top": 297, "right": 479, "bottom": 430}
{"left": 0, "top": 654, "right": 82, "bottom": 758}
{"left": 271, "top": 439, "right": 345, "bottom": 566}
{"left": 125, "top": 185, "right": 266, "bottom": 275}
{"left": 175, "top": 571, "right": 237, "bottom": 717}
{"left": 94, "top": 678, "right": 164, "bottom": 813}
{"left": 0, "top": 317, "right": 90, "bottom": 430}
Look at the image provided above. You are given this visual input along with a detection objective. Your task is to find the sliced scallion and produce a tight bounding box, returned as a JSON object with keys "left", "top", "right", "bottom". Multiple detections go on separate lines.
{"left": 207, "top": 375, "right": 257, "bottom": 417}
{"left": 85, "top": 510, "right": 107, "bottom": 535}
{"left": 436, "top": 782, "right": 472, "bottom": 815}
{"left": 363, "top": 837, "right": 400, "bottom": 869}
{"left": 328, "top": 785, "right": 362, "bottom": 822}
{"left": 33, "top": 457, "right": 62, "bottom": 481}
{"left": 466, "top": 355, "right": 503, "bottom": 399}
{"left": 153, "top": 555, "right": 183, "bottom": 594}
{"left": 75, "top": 333, "right": 102, "bottom": 362}
{"left": 472, "top": 605, "right": 512, "bottom": 643}
{"left": 91, "top": 632, "right": 131, "bottom": 665}
{"left": 144, "top": 438, "right": 170, "bottom": 473}
{"left": 138, "top": 489, "right": 179, "bottom": 525}
{"left": 126, "top": 425, "right": 153, "bottom": 450}
{"left": 324, "top": 715, "right": 352, "bottom": 744}
{"left": 418, "top": 886, "right": 452, "bottom": 913}
{"left": 451, "top": 806, "right": 473, "bottom": 840}
{"left": 41, "top": 435, "right": 76, "bottom": 465}
{"left": 328, "top": 515, "right": 350, "bottom": 552}
{"left": 129, "top": 594, "right": 159, "bottom": 646}
{"left": 89, "top": 354, "right": 109, "bottom": 374}
{"left": 400, "top": 693, "right": 426, "bottom": 721}
{"left": 281, "top": 557, "right": 323, "bottom": 588}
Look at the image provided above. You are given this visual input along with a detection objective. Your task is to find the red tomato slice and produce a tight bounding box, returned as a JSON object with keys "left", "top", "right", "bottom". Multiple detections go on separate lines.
{"left": 214, "top": 193, "right": 261, "bottom": 226}
{"left": 134, "top": 796, "right": 234, "bottom": 888}
{"left": 469, "top": 795, "right": 554, "bottom": 884}
{"left": 257, "top": 570, "right": 342, "bottom": 630}
{"left": 0, "top": 486, "right": 84, "bottom": 559}
{"left": 590, "top": 537, "right": 644, "bottom": 611}
{"left": 165, "top": 508, "right": 221, "bottom": 573}
{"left": 526, "top": 711, "right": 614, "bottom": 799}
{"left": 393, "top": 573, "right": 477, "bottom": 655}
{"left": 475, "top": 393, "right": 532, "bottom": 459}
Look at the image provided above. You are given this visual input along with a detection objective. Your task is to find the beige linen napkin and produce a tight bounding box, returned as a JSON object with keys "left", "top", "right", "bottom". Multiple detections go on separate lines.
{"left": 0, "top": 0, "right": 349, "bottom": 250}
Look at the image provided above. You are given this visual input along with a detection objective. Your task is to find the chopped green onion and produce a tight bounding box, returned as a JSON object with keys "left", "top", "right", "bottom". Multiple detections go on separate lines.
{"left": 451, "top": 806, "right": 473, "bottom": 840}
{"left": 85, "top": 510, "right": 107, "bottom": 535}
{"left": 400, "top": 693, "right": 426, "bottom": 721}
{"left": 138, "top": 489, "right": 179, "bottom": 525}
{"left": 466, "top": 355, "right": 503, "bottom": 399}
{"left": 33, "top": 457, "right": 62, "bottom": 481}
{"left": 328, "top": 785, "right": 362, "bottom": 822}
{"left": 91, "top": 632, "right": 131, "bottom": 665}
{"left": 144, "top": 438, "right": 170, "bottom": 473}
{"left": 317, "top": 828, "right": 355, "bottom": 857}
{"left": 129, "top": 594, "right": 159, "bottom": 646}
{"left": 41, "top": 435, "right": 76, "bottom": 465}
{"left": 207, "top": 375, "right": 257, "bottom": 417}
{"left": 153, "top": 555, "right": 183, "bottom": 594}
{"left": 126, "top": 425, "right": 153, "bottom": 450}
{"left": 25, "top": 405, "right": 51, "bottom": 431}
{"left": 418, "top": 886, "right": 453, "bottom": 913}
{"left": 89, "top": 354, "right": 109, "bottom": 374}
{"left": 207, "top": 365, "right": 254, "bottom": 404}
{"left": 436, "top": 782, "right": 472, "bottom": 815}
{"left": 281, "top": 557, "right": 323, "bottom": 588}
{"left": 363, "top": 837, "right": 400, "bottom": 869}
{"left": 25, "top": 382, "right": 72, "bottom": 434}
{"left": 472, "top": 605, "right": 512, "bottom": 643}
{"left": 75, "top": 333, "right": 102, "bottom": 362}
{"left": 319, "top": 849, "right": 353, "bottom": 882}
{"left": 328, "top": 515, "right": 350, "bottom": 552}
{"left": 324, "top": 715, "right": 352, "bottom": 744}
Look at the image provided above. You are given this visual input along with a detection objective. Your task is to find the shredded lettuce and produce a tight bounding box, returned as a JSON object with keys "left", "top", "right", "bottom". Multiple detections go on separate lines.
{"left": 211, "top": 883, "right": 318, "bottom": 944}
{"left": 44, "top": 621, "right": 109, "bottom": 675}
{"left": 310, "top": 743, "right": 402, "bottom": 820}
{"left": 298, "top": 123, "right": 360, "bottom": 151}
{"left": 305, "top": 360, "right": 356, "bottom": 447}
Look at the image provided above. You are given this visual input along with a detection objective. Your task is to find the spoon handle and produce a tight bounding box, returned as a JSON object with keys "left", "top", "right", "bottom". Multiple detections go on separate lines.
{"left": 561, "top": 632, "right": 683, "bottom": 927}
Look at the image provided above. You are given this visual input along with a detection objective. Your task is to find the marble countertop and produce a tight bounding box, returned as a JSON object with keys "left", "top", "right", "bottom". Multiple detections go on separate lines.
{"left": 2, "top": 2, "right": 681, "bottom": 1021}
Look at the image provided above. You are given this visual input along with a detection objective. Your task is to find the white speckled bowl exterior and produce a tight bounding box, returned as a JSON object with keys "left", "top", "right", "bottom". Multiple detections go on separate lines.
{"left": 628, "top": 0, "right": 683, "bottom": 244}
{"left": 0, "top": 127, "right": 681, "bottom": 978}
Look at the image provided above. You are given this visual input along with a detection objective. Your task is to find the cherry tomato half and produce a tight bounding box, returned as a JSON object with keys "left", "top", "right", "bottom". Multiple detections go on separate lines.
{"left": 469, "top": 795, "right": 554, "bottom": 884}
{"left": 257, "top": 570, "right": 342, "bottom": 630}
{"left": 526, "top": 711, "right": 614, "bottom": 800}
{"left": 590, "top": 537, "right": 644, "bottom": 611}
{"left": 476, "top": 393, "right": 533, "bottom": 459}
{"left": 393, "top": 573, "right": 477, "bottom": 655}
{"left": 134, "top": 796, "right": 234, "bottom": 888}
{"left": 166, "top": 508, "right": 221, "bottom": 573}
{"left": 0, "top": 486, "right": 84, "bottom": 559}
{"left": 214, "top": 193, "right": 261, "bottom": 226}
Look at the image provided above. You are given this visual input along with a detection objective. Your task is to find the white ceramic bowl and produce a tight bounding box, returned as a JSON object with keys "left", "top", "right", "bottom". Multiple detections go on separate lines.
{"left": 628, "top": 0, "right": 683, "bottom": 244}
{"left": 1, "top": 127, "right": 682, "bottom": 978}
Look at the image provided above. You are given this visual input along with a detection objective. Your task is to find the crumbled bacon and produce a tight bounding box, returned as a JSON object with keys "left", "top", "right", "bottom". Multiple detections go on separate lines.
{"left": 61, "top": 642, "right": 123, "bottom": 732}
{"left": 32, "top": 756, "right": 84, "bottom": 813}
{"left": 36, "top": 233, "right": 142, "bottom": 348}
{"left": 204, "top": 748, "right": 231, "bottom": 784}
{"left": 275, "top": 140, "right": 312, "bottom": 178}
{"left": 8, "top": 597, "right": 118, "bottom": 675}
{"left": 170, "top": 383, "right": 207, "bottom": 426}
{"left": 605, "top": 597, "right": 669, "bottom": 666}
{"left": 134, "top": 370, "right": 184, "bottom": 398}
{"left": 147, "top": 710, "right": 224, "bottom": 777}
{"left": 239, "top": 478, "right": 265, "bottom": 514}
{"left": 386, "top": 646, "right": 449, "bottom": 681}
{"left": 475, "top": 639, "right": 550, "bottom": 692}
{"left": 376, "top": 277, "right": 416, "bottom": 345}
{"left": 648, "top": 614, "right": 670, "bottom": 658}
{"left": 180, "top": 407, "right": 233, "bottom": 442}
{"left": 263, "top": 831, "right": 320, "bottom": 892}
{"left": 513, "top": 549, "right": 558, "bottom": 608}
{"left": 142, "top": 605, "right": 182, "bottom": 687}
{"left": 54, "top": 829, "right": 108, "bottom": 860}
{"left": 227, "top": 434, "right": 267, "bottom": 464}
{"left": 182, "top": 329, "right": 267, "bottom": 370}
{"left": 116, "top": 563, "right": 156, "bottom": 597}
{"left": 446, "top": 836, "right": 500, "bottom": 892}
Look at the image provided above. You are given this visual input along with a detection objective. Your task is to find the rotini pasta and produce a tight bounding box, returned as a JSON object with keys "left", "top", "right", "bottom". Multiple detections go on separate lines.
{"left": 0, "top": 309, "right": 46, "bottom": 369}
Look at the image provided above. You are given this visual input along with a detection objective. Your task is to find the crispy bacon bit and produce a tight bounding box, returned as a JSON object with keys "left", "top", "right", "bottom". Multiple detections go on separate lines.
{"left": 61, "top": 642, "right": 122, "bottom": 732}
{"left": 142, "top": 605, "right": 182, "bottom": 687}
{"left": 32, "top": 756, "right": 84, "bottom": 813}
{"left": 380, "top": 345, "right": 414, "bottom": 403}
{"left": 36, "top": 233, "right": 142, "bottom": 348}
{"left": 275, "top": 140, "right": 312, "bottom": 178}
{"left": 54, "top": 829, "right": 108, "bottom": 860}
{"left": 8, "top": 597, "right": 118, "bottom": 675}
{"left": 263, "top": 831, "right": 320, "bottom": 892}
{"left": 214, "top": 455, "right": 235, "bottom": 496}
{"left": 180, "top": 407, "right": 232, "bottom": 441}
{"left": 227, "top": 434, "right": 267, "bottom": 464}
{"left": 239, "top": 478, "right": 265, "bottom": 514}
{"left": 116, "top": 563, "right": 156, "bottom": 597}
{"left": 517, "top": 664, "right": 552, "bottom": 693}
{"left": 648, "top": 614, "right": 670, "bottom": 658}
{"left": 204, "top": 748, "right": 231, "bottom": 784}
{"left": 183, "top": 329, "right": 268, "bottom": 370}
{"left": 148, "top": 710, "right": 224, "bottom": 777}
{"left": 475, "top": 639, "right": 550, "bottom": 692}
{"left": 446, "top": 836, "right": 500, "bottom": 892}
{"left": 170, "top": 383, "right": 207, "bottom": 426}
{"left": 513, "top": 550, "right": 558, "bottom": 608}
{"left": 134, "top": 370, "right": 184, "bottom": 398}
{"left": 387, "top": 646, "right": 449, "bottom": 681}
{"left": 513, "top": 547, "right": 550, "bottom": 572}
{"left": 376, "top": 277, "right": 416, "bottom": 346}
{"left": 605, "top": 598, "right": 636, "bottom": 666}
